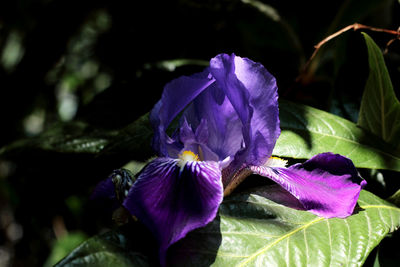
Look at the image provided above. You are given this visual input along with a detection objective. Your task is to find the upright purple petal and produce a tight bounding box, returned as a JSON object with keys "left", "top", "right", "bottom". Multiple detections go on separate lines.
{"left": 209, "top": 54, "right": 280, "bottom": 166}
{"left": 178, "top": 119, "right": 220, "bottom": 162}
{"left": 123, "top": 157, "right": 223, "bottom": 265}
{"left": 250, "top": 153, "right": 366, "bottom": 218}
{"left": 150, "top": 69, "right": 215, "bottom": 157}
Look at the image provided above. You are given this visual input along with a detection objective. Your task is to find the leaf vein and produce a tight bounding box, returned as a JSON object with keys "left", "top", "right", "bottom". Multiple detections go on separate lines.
{"left": 236, "top": 217, "right": 325, "bottom": 266}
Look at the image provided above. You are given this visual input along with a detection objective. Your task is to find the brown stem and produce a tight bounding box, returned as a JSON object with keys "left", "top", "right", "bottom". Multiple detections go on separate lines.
{"left": 297, "top": 23, "right": 400, "bottom": 83}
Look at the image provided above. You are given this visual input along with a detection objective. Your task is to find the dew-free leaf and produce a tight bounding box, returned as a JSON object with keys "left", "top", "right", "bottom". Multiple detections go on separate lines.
{"left": 56, "top": 188, "right": 400, "bottom": 266}
{"left": 358, "top": 32, "right": 400, "bottom": 149}
{"left": 171, "top": 188, "right": 400, "bottom": 266}
{"left": 274, "top": 100, "right": 400, "bottom": 171}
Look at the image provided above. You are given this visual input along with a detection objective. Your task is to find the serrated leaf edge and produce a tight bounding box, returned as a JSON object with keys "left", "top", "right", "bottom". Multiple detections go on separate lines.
{"left": 280, "top": 105, "right": 400, "bottom": 164}
{"left": 236, "top": 217, "right": 325, "bottom": 266}
{"left": 233, "top": 204, "right": 400, "bottom": 266}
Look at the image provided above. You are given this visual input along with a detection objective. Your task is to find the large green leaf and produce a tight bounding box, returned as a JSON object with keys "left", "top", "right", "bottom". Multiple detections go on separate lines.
{"left": 173, "top": 188, "right": 400, "bottom": 266}
{"left": 0, "top": 114, "right": 154, "bottom": 162}
{"left": 0, "top": 121, "right": 113, "bottom": 156}
{"left": 54, "top": 225, "right": 154, "bottom": 267}
{"left": 4, "top": 100, "right": 400, "bottom": 172}
{"left": 358, "top": 33, "right": 400, "bottom": 149}
{"left": 44, "top": 232, "right": 88, "bottom": 267}
{"left": 273, "top": 100, "right": 400, "bottom": 171}
{"left": 56, "top": 188, "right": 400, "bottom": 266}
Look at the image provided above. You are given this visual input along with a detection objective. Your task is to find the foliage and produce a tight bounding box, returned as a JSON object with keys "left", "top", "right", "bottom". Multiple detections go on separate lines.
{"left": 358, "top": 33, "right": 400, "bottom": 149}
{"left": 55, "top": 189, "right": 400, "bottom": 267}
{"left": 275, "top": 99, "right": 400, "bottom": 171}
{"left": 0, "top": 0, "right": 399, "bottom": 266}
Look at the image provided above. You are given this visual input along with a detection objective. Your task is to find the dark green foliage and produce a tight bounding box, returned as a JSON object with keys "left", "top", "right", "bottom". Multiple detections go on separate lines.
{"left": 55, "top": 188, "right": 400, "bottom": 266}
{"left": 1, "top": 0, "right": 400, "bottom": 266}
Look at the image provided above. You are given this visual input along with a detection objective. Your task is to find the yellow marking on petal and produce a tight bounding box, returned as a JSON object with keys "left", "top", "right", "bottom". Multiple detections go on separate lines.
{"left": 180, "top": 150, "right": 199, "bottom": 162}
{"left": 178, "top": 150, "right": 199, "bottom": 169}
{"left": 265, "top": 156, "right": 288, "bottom": 168}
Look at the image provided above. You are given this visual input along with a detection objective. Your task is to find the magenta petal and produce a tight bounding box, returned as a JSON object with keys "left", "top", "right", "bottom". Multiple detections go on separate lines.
{"left": 250, "top": 153, "right": 366, "bottom": 218}
{"left": 123, "top": 157, "right": 223, "bottom": 265}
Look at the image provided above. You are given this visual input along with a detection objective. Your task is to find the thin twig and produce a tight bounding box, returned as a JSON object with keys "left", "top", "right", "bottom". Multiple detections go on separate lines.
{"left": 298, "top": 23, "right": 400, "bottom": 83}
{"left": 384, "top": 26, "right": 400, "bottom": 54}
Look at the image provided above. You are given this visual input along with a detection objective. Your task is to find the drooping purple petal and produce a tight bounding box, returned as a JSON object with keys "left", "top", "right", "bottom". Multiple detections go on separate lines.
{"left": 150, "top": 69, "right": 215, "bottom": 157}
{"left": 252, "top": 184, "right": 305, "bottom": 211}
{"left": 209, "top": 54, "right": 280, "bottom": 166}
{"left": 250, "top": 153, "right": 366, "bottom": 218}
{"left": 90, "top": 176, "right": 120, "bottom": 215}
{"left": 91, "top": 169, "right": 135, "bottom": 211}
{"left": 123, "top": 157, "right": 223, "bottom": 265}
{"left": 90, "top": 177, "right": 116, "bottom": 202}
{"left": 91, "top": 169, "right": 135, "bottom": 202}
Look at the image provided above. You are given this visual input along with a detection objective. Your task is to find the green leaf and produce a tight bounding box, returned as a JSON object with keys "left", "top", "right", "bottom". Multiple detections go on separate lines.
{"left": 5, "top": 99, "right": 400, "bottom": 172}
{"left": 144, "top": 59, "right": 209, "bottom": 72}
{"left": 54, "top": 225, "right": 155, "bottom": 267}
{"left": 274, "top": 100, "right": 400, "bottom": 171}
{"left": 0, "top": 121, "right": 114, "bottom": 156}
{"left": 44, "top": 232, "right": 88, "bottom": 267}
{"left": 172, "top": 188, "right": 400, "bottom": 266}
{"left": 358, "top": 32, "right": 400, "bottom": 149}
{"left": 388, "top": 189, "right": 400, "bottom": 207}
{"left": 99, "top": 113, "right": 154, "bottom": 161}
{"left": 0, "top": 113, "right": 154, "bottom": 162}
{"left": 57, "top": 188, "right": 400, "bottom": 266}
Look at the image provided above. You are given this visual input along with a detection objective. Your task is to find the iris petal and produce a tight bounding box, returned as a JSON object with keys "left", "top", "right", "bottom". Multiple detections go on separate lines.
{"left": 123, "top": 157, "right": 223, "bottom": 265}
{"left": 182, "top": 82, "right": 244, "bottom": 161}
{"left": 250, "top": 153, "right": 366, "bottom": 218}
{"left": 209, "top": 54, "right": 280, "bottom": 166}
{"left": 90, "top": 177, "right": 120, "bottom": 213}
{"left": 90, "top": 177, "right": 115, "bottom": 202}
{"left": 150, "top": 69, "right": 215, "bottom": 157}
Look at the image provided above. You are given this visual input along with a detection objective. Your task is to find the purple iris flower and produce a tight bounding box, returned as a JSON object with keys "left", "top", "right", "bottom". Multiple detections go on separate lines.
{"left": 94, "top": 53, "right": 366, "bottom": 265}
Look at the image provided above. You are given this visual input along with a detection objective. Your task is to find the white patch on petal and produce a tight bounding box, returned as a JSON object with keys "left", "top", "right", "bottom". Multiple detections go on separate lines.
{"left": 178, "top": 150, "right": 199, "bottom": 171}
{"left": 264, "top": 156, "right": 288, "bottom": 168}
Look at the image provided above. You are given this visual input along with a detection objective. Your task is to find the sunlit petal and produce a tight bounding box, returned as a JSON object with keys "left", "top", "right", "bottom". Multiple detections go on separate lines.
{"left": 250, "top": 153, "right": 366, "bottom": 218}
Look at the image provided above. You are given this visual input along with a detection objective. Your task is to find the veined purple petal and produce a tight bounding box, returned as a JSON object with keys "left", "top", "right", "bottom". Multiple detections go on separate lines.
{"left": 149, "top": 53, "right": 279, "bottom": 176}
{"left": 150, "top": 69, "right": 215, "bottom": 157}
{"left": 182, "top": 82, "right": 244, "bottom": 162}
{"left": 209, "top": 54, "right": 280, "bottom": 167}
{"left": 250, "top": 153, "right": 366, "bottom": 218}
{"left": 123, "top": 157, "right": 223, "bottom": 265}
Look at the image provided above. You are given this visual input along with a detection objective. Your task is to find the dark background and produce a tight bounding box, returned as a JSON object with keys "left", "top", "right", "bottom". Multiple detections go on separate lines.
{"left": 0, "top": 0, "right": 399, "bottom": 266}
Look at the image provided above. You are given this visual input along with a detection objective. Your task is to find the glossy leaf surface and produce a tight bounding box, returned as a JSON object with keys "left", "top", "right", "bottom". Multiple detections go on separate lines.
{"left": 274, "top": 100, "right": 400, "bottom": 171}
{"left": 358, "top": 33, "right": 400, "bottom": 149}
{"left": 57, "top": 188, "right": 400, "bottom": 266}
